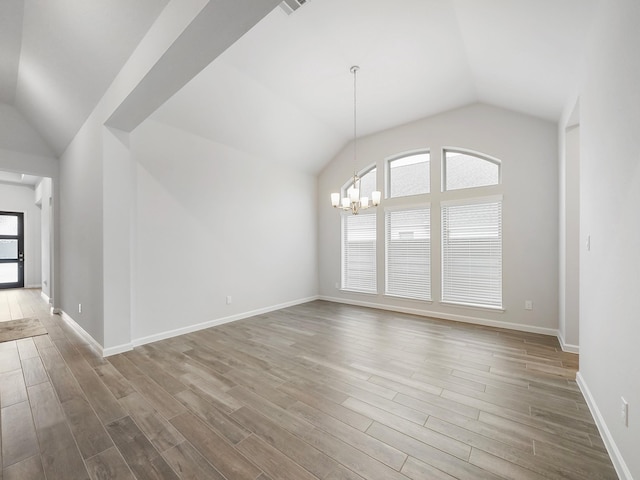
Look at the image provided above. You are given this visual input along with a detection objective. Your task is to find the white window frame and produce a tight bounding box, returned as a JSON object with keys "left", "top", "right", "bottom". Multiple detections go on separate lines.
{"left": 385, "top": 149, "right": 430, "bottom": 199}
{"left": 442, "top": 148, "right": 501, "bottom": 192}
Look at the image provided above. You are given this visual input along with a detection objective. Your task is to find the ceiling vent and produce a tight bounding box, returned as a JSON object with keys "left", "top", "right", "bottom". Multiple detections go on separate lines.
{"left": 279, "top": 0, "right": 309, "bottom": 15}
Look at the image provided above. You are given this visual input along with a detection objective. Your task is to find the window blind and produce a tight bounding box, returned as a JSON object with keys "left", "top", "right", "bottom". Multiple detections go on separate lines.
{"left": 342, "top": 213, "right": 377, "bottom": 293}
{"left": 441, "top": 199, "right": 502, "bottom": 308}
{"left": 385, "top": 207, "right": 430, "bottom": 300}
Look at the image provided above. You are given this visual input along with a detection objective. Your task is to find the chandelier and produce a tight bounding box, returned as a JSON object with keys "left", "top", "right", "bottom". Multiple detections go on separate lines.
{"left": 331, "top": 66, "right": 381, "bottom": 215}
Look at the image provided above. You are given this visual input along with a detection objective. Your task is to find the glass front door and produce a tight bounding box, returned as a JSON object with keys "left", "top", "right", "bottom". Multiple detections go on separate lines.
{"left": 0, "top": 212, "right": 24, "bottom": 289}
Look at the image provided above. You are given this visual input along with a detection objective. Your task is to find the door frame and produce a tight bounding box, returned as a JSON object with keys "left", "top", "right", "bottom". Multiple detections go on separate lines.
{"left": 0, "top": 211, "right": 25, "bottom": 289}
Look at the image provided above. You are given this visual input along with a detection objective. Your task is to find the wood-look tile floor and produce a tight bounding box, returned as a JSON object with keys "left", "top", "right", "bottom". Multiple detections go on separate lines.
{"left": 0, "top": 289, "right": 618, "bottom": 480}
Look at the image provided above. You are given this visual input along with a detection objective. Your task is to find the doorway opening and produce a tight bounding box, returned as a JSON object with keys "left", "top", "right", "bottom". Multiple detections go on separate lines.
{"left": 0, "top": 211, "right": 24, "bottom": 289}
{"left": 0, "top": 172, "right": 55, "bottom": 305}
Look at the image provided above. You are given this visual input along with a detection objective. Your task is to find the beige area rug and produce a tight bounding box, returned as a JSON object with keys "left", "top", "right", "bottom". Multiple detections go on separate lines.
{"left": 0, "top": 318, "right": 47, "bottom": 343}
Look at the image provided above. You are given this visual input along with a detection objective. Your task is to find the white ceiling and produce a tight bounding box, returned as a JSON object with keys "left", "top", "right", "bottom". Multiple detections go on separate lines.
{"left": 152, "top": 0, "right": 596, "bottom": 173}
{"left": 2, "top": 0, "right": 596, "bottom": 172}
{"left": 1, "top": 0, "right": 169, "bottom": 155}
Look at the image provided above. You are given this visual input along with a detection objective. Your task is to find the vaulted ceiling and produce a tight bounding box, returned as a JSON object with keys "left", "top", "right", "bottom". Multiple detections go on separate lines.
{"left": 0, "top": 0, "right": 170, "bottom": 155}
{"left": 1, "top": 0, "right": 597, "bottom": 173}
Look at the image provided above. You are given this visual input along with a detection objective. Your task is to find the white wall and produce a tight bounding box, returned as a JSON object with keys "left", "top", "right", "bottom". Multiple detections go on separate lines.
{"left": 0, "top": 103, "right": 54, "bottom": 158}
{"left": 130, "top": 119, "right": 318, "bottom": 343}
{"left": 102, "top": 127, "right": 135, "bottom": 351}
{"left": 59, "top": 116, "right": 105, "bottom": 344}
{"left": 558, "top": 121, "right": 580, "bottom": 351}
{"left": 0, "top": 182, "right": 41, "bottom": 288}
{"left": 0, "top": 102, "right": 58, "bottom": 305}
{"left": 55, "top": 0, "right": 216, "bottom": 347}
{"left": 36, "top": 178, "right": 52, "bottom": 299}
{"left": 0, "top": 103, "right": 58, "bottom": 181}
{"left": 573, "top": 1, "right": 640, "bottom": 478}
{"left": 54, "top": 0, "right": 289, "bottom": 351}
{"left": 319, "top": 103, "right": 559, "bottom": 334}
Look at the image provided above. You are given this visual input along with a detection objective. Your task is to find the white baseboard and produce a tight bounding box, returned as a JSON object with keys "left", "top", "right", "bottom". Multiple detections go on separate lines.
{"left": 128, "top": 295, "right": 320, "bottom": 351}
{"left": 58, "top": 310, "right": 105, "bottom": 357}
{"left": 576, "top": 372, "right": 633, "bottom": 480}
{"left": 26, "top": 284, "right": 42, "bottom": 289}
{"left": 103, "top": 343, "right": 133, "bottom": 357}
{"left": 319, "top": 296, "right": 558, "bottom": 337}
{"left": 61, "top": 296, "right": 320, "bottom": 357}
{"left": 40, "top": 290, "right": 51, "bottom": 305}
{"left": 556, "top": 329, "right": 580, "bottom": 353}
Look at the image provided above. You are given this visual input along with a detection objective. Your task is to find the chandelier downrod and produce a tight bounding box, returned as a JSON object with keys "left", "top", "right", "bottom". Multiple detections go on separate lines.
{"left": 330, "top": 66, "right": 381, "bottom": 215}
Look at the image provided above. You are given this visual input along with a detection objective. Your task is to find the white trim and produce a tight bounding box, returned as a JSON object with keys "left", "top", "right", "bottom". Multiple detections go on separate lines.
{"left": 61, "top": 296, "right": 320, "bottom": 357}
{"left": 102, "top": 343, "right": 134, "bottom": 358}
{"left": 26, "top": 284, "right": 42, "bottom": 289}
{"left": 385, "top": 149, "right": 431, "bottom": 200}
{"left": 339, "top": 288, "right": 378, "bottom": 296}
{"left": 440, "top": 300, "right": 505, "bottom": 313}
{"left": 383, "top": 202, "right": 431, "bottom": 212}
{"left": 319, "top": 296, "right": 558, "bottom": 337}
{"left": 556, "top": 329, "right": 579, "bottom": 354}
{"left": 129, "top": 295, "right": 320, "bottom": 350}
{"left": 385, "top": 148, "right": 430, "bottom": 163}
{"left": 40, "top": 290, "right": 51, "bottom": 304}
{"left": 440, "top": 194, "right": 503, "bottom": 207}
{"left": 384, "top": 293, "right": 433, "bottom": 304}
{"left": 58, "top": 310, "right": 106, "bottom": 357}
{"left": 576, "top": 372, "right": 633, "bottom": 480}
{"left": 442, "top": 146, "right": 502, "bottom": 166}
{"left": 103, "top": 343, "right": 133, "bottom": 357}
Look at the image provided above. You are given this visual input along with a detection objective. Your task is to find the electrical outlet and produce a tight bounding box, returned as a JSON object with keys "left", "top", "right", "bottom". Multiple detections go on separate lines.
{"left": 525, "top": 300, "right": 533, "bottom": 310}
{"left": 621, "top": 397, "right": 629, "bottom": 427}
{"left": 226, "top": 296, "right": 232, "bottom": 305}
{"left": 78, "top": 303, "right": 82, "bottom": 313}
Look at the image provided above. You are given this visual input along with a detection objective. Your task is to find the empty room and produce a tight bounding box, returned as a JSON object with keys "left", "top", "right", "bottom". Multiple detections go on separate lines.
{"left": 0, "top": 0, "right": 638, "bottom": 479}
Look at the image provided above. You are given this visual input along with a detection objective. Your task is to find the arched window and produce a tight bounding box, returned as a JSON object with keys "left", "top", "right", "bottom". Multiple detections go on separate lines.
{"left": 343, "top": 166, "right": 376, "bottom": 200}
{"left": 441, "top": 148, "right": 502, "bottom": 309}
{"left": 387, "top": 151, "right": 430, "bottom": 198}
{"left": 338, "top": 149, "right": 503, "bottom": 309}
{"left": 443, "top": 149, "right": 500, "bottom": 191}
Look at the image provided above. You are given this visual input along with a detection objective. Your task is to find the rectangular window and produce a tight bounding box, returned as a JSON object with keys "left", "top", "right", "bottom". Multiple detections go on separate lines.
{"left": 441, "top": 198, "right": 502, "bottom": 308}
{"left": 385, "top": 207, "right": 430, "bottom": 300}
{"left": 342, "top": 213, "right": 377, "bottom": 293}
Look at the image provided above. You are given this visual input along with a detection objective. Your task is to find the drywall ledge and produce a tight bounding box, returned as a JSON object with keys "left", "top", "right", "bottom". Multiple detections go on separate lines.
{"left": 320, "top": 296, "right": 559, "bottom": 337}
{"left": 576, "top": 372, "right": 633, "bottom": 480}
